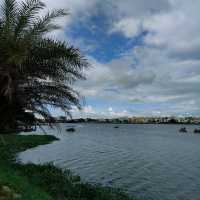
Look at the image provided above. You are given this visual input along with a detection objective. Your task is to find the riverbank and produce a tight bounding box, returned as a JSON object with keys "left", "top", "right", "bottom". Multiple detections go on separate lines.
{"left": 0, "top": 134, "right": 137, "bottom": 200}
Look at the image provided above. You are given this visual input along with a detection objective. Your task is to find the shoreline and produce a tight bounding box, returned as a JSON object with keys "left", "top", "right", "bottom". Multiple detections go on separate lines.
{"left": 0, "top": 134, "right": 137, "bottom": 200}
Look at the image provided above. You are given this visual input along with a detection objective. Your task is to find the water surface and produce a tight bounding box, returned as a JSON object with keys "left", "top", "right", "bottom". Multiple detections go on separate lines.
{"left": 18, "top": 124, "right": 200, "bottom": 200}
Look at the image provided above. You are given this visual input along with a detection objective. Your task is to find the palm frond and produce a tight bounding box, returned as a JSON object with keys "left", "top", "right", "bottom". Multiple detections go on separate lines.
{"left": 15, "top": 0, "right": 45, "bottom": 37}
{"left": 26, "top": 9, "right": 68, "bottom": 39}
{"left": 1, "top": 0, "right": 17, "bottom": 32}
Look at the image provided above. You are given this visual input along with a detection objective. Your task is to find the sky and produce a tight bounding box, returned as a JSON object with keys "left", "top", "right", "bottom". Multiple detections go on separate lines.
{"left": 5, "top": 0, "right": 200, "bottom": 118}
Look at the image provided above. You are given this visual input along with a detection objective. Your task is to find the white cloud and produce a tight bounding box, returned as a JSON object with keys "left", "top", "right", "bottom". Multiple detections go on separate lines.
{"left": 107, "top": 0, "right": 171, "bottom": 38}
{"left": 110, "top": 18, "right": 142, "bottom": 38}
{"left": 75, "top": 40, "right": 200, "bottom": 117}
{"left": 70, "top": 106, "right": 131, "bottom": 119}
{"left": 108, "top": 107, "right": 113, "bottom": 112}
{"left": 82, "top": 105, "right": 95, "bottom": 114}
{"left": 41, "top": 0, "right": 200, "bottom": 116}
{"left": 2, "top": 0, "right": 200, "bottom": 117}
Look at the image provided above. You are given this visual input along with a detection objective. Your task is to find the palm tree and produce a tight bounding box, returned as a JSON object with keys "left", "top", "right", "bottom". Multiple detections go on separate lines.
{"left": 0, "top": 0, "right": 89, "bottom": 133}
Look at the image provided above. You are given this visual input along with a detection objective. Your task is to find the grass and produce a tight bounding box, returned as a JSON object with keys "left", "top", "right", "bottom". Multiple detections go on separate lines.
{"left": 0, "top": 134, "right": 137, "bottom": 200}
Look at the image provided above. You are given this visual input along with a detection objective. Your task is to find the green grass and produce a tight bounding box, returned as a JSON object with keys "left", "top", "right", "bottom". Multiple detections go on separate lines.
{"left": 0, "top": 135, "right": 137, "bottom": 200}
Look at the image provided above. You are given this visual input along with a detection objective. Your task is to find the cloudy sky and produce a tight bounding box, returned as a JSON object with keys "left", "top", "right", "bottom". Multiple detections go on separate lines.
{"left": 10, "top": 0, "right": 200, "bottom": 118}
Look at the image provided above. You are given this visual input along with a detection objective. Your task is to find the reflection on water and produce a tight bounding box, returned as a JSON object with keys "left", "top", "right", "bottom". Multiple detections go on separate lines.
{"left": 18, "top": 124, "right": 200, "bottom": 200}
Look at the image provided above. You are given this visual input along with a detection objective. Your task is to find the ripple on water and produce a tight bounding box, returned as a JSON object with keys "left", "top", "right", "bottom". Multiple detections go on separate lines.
{"left": 18, "top": 124, "right": 200, "bottom": 200}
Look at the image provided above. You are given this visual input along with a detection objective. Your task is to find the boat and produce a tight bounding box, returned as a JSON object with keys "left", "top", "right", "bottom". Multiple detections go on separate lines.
{"left": 194, "top": 129, "right": 200, "bottom": 134}
{"left": 66, "top": 128, "right": 76, "bottom": 132}
{"left": 179, "top": 127, "right": 187, "bottom": 133}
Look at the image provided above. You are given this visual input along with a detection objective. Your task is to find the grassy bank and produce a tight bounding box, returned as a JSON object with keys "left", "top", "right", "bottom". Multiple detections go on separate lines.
{"left": 0, "top": 134, "right": 137, "bottom": 200}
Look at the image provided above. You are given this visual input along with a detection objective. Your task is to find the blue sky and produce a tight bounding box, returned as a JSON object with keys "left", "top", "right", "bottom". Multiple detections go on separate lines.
{"left": 67, "top": 14, "right": 147, "bottom": 63}
{"left": 29, "top": 0, "right": 200, "bottom": 118}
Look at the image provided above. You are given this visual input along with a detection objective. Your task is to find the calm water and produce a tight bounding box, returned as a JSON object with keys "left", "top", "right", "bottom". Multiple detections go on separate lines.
{"left": 18, "top": 124, "right": 200, "bottom": 200}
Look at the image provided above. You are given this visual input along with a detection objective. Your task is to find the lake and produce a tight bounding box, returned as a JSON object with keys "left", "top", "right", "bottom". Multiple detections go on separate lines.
{"left": 18, "top": 124, "right": 200, "bottom": 200}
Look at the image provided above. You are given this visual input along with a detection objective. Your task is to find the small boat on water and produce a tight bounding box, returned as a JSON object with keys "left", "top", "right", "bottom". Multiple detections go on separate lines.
{"left": 66, "top": 128, "right": 76, "bottom": 132}
{"left": 114, "top": 126, "right": 119, "bottom": 129}
{"left": 194, "top": 129, "right": 200, "bottom": 134}
{"left": 179, "top": 127, "right": 187, "bottom": 133}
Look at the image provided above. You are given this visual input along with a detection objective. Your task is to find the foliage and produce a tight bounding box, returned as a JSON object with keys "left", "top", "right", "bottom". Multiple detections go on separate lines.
{"left": 0, "top": 0, "right": 89, "bottom": 132}
{"left": 0, "top": 135, "right": 58, "bottom": 200}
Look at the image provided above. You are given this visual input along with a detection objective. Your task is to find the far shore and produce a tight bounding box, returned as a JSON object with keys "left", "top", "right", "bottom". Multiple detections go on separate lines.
{"left": 39, "top": 116, "right": 200, "bottom": 125}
